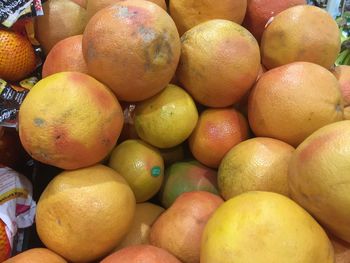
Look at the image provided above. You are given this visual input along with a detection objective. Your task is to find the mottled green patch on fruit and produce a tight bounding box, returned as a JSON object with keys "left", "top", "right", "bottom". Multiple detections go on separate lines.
{"left": 33, "top": 118, "right": 45, "bottom": 127}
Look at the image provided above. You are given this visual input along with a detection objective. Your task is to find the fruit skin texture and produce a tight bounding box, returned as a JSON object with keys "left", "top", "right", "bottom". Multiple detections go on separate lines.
{"left": 177, "top": 19, "right": 260, "bottom": 107}
{"left": 35, "top": 165, "right": 136, "bottom": 263}
{"left": 189, "top": 108, "right": 249, "bottom": 168}
{"left": 218, "top": 137, "right": 294, "bottom": 200}
{"left": 201, "top": 191, "right": 334, "bottom": 263}
{"left": 108, "top": 139, "right": 164, "bottom": 203}
{"left": 4, "top": 248, "right": 67, "bottom": 263}
{"left": 159, "top": 160, "right": 219, "bottom": 208}
{"left": 288, "top": 120, "right": 350, "bottom": 243}
{"left": 150, "top": 191, "right": 224, "bottom": 263}
{"left": 0, "top": 30, "right": 36, "bottom": 82}
{"left": 242, "top": 0, "right": 306, "bottom": 42}
{"left": 169, "top": 0, "right": 247, "bottom": 36}
{"left": 35, "top": 0, "right": 87, "bottom": 54}
{"left": 18, "top": 72, "right": 124, "bottom": 170}
{"left": 333, "top": 65, "right": 350, "bottom": 120}
{"left": 134, "top": 84, "right": 198, "bottom": 148}
{"left": 260, "top": 5, "right": 340, "bottom": 70}
{"left": 114, "top": 203, "right": 165, "bottom": 250}
{"left": 42, "top": 35, "right": 88, "bottom": 77}
{"left": 0, "top": 219, "right": 10, "bottom": 262}
{"left": 248, "top": 62, "right": 344, "bottom": 147}
{"left": 82, "top": 0, "right": 181, "bottom": 102}
{"left": 101, "top": 245, "right": 182, "bottom": 263}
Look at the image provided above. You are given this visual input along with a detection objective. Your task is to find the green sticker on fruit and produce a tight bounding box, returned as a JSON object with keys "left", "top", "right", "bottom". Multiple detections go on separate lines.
{"left": 151, "top": 166, "right": 161, "bottom": 177}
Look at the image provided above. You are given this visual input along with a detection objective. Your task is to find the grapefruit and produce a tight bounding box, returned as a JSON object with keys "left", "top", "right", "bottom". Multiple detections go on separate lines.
{"left": 35, "top": 165, "right": 136, "bottom": 262}
{"left": 329, "top": 234, "right": 350, "bottom": 263}
{"left": 18, "top": 72, "right": 124, "bottom": 170}
{"left": 4, "top": 248, "right": 67, "bottom": 263}
{"left": 82, "top": 0, "right": 181, "bottom": 101}
{"left": 288, "top": 120, "right": 350, "bottom": 243}
{"left": 177, "top": 19, "right": 260, "bottom": 107}
{"left": 333, "top": 65, "right": 350, "bottom": 120}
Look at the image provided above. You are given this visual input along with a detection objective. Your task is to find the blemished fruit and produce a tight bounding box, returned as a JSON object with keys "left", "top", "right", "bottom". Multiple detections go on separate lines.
{"left": 35, "top": 165, "right": 136, "bottom": 262}
{"left": 18, "top": 72, "right": 124, "bottom": 170}
{"left": 4, "top": 248, "right": 67, "bottom": 263}
{"left": 177, "top": 19, "right": 260, "bottom": 107}
{"left": 42, "top": 35, "right": 88, "bottom": 77}
{"left": 108, "top": 139, "right": 164, "bottom": 203}
{"left": 101, "top": 245, "right": 182, "bottom": 263}
{"left": 260, "top": 5, "right": 340, "bottom": 69}
{"left": 329, "top": 233, "right": 350, "bottom": 263}
{"left": 333, "top": 65, "right": 350, "bottom": 120}
{"left": 159, "top": 160, "right": 219, "bottom": 208}
{"left": 169, "top": 0, "right": 247, "bottom": 36}
{"left": 218, "top": 137, "right": 294, "bottom": 200}
{"left": 86, "top": 0, "right": 167, "bottom": 21}
{"left": 35, "top": 0, "right": 87, "bottom": 54}
{"left": 201, "top": 191, "right": 334, "bottom": 263}
{"left": 248, "top": 62, "right": 344, "bottom": 147}
{"left": 0, "top": 219, "right": 10, "bottom": 262}
{"left": 134, "top": 84, "right": 198, "bottom": 148}
{"left": 115, "top": 202, "right": 165, "bottom": 250}
{"left": 288, "top": 120, "right": 350, "bottom": 243}
{"left": 189, "top": 107, "right": 249, "bottom": 168}
{"left": 150, "top": 191, "right": 224, "bottom": 263}
{"left": 82, "top": 0, "right": 181, "bottom": 102}
{"left": 0, "top": 30, "right": 36, "bottom": 82}
{"left": 242, "top": 0, "right": 306, "bottom": 42}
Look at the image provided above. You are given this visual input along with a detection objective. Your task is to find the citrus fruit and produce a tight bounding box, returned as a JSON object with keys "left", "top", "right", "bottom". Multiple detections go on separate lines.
{"left": 82, "top": 0, "right": 181, "bottom": 102}
{"left": 18, "top": 72, "right": 124, "bottom": 170}
{"left": 242, "top": 0, "right": 306, "bottom": 42}
{"left": 115, "top": 202, "right": 165, "bottom": 250}
{"left": 218, "top": 137, "right": 294, "bottom": 200}
{"left": 201, "top": 191, "right": 334, "bottom": 263}
{"left": 150, "top": 191, "right": 223, "bottom": 263}
{"left": 101, "top": 245, "right": 182, "bottom": 263}
{"left": 0, "top": 219, "right": 11, "bottom": 262}
{"left": 108, "top": 139, "right": 164, "bottom": 203}
{"left": 329, "top": 233, "right": 350, "bottom": 263}
{"left": 35, "top": 0, "right": 87, "bottom": 54}
{"left": 333, "top": 65, "right": 350, "bottom": 120}
{"left": 159, "top": 160, "right": 218, "bottom": 208}
{"left": 260, "top": 5, "right": 340, "bottom": 69}
{"left": 169, "top": 0, "right": 247, "bottom": 36}
{"left": 42, "top": 35, "right": 88, "bottom": 77}
{"left": 189, "top": 107, "right": 249, "bottom": 168}
{"left": 0, "top": 30, "right": 36, "bottom": 82}
{"left": 35, "top": 164, "right": 136, "bottom": 262}
{"left": 86, "top": 0, "right": 167, "bottom": 21}
{"left": 248, "top": 62, "right": 344, "bottom": 147}
{"left": 288, "top": 120, "right": 350, "bottom": 243}
{"left": 177, "top": 19, "right": 260, "bottom": 107}
{"left": 134, "top": 84, "right": 198, "bottom": 148}
{"left": 4, "top": 248, "right": 67, "bottom": 263}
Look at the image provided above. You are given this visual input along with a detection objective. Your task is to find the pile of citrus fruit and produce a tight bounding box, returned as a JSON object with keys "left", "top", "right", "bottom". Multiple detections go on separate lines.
{"left": 2, "top": 0, "right": 350, "bottom": 262}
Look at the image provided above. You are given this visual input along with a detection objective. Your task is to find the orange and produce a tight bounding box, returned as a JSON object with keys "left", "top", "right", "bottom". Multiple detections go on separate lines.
{"left": 86, "top": 0, "right": 167, "bottom": 21}
{"left": 189, "top": 107, "right": 249, "bottom": 168}
{"left": 18, "top": 72, "right": 124, "bottom": 170}
{"left": 102, "top": 245, "right": 182, "bottom": 263}
{"left": 4, "top": 248, "right": 67, "bottom": 263}
{"left": 42, "top": 35, "right": 88, "bottom": 77}
{"left": 177, "top": 19, "right": 260, "bottom": 107}
{"left": 260, "top": 5, "right": 340, "bottom": 69}
{"left": 150, "top": 191, "right": 223, "bottom": 263}
{"left": 108, "top": 139, "right": 164, "bottom": 203}
{"left": 35, "top": 165, "right": 136, "bottom": 262}
{"left": 242, "top": 0, "right": 306, "bottom": 42}
{"left": 288, "top": 120, "right": 350, "bottom": 243}
{"left": 333, "top": 65, "right": 350, "bottom": 120}
{"left": 201, "top": 191, "right": 334, "bottom": 263}
{"left": 248, "top": 62, "right": 344, "bottom": 147}
{"left": 0, "top": 30, "right": 36, "bottom": 82}
{"left": 169, "top": 0, "right": 247, "bottom": 36}
{"left": 82, "top": 0, "right": 181, "bottom": 102}
{"left": 35, "top": 0, "right": 87, "bottom": 54}
{"left": 218, "top": 137, "right": 294, "bottom": 200}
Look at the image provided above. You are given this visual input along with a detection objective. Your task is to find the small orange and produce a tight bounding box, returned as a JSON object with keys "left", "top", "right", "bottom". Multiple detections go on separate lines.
{"left": 0, "top": 30, "right": 36, "bottom": 82}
